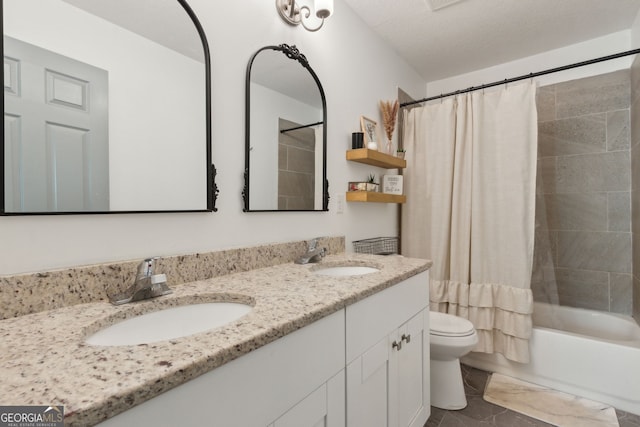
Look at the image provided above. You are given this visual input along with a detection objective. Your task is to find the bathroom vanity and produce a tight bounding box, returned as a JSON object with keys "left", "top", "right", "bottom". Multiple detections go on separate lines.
{"left": 0, "top": 253, "right": 430, "bottom": 426}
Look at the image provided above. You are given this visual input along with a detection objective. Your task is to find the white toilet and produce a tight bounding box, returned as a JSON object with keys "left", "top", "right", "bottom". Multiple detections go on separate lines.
{"left": 429, "top": 311, "right": 478, "bottom": 410}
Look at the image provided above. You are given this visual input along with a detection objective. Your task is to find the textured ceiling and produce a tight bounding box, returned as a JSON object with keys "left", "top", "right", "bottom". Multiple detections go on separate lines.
{"left": 342, "top": 0, "right": 640, "bottom": 81}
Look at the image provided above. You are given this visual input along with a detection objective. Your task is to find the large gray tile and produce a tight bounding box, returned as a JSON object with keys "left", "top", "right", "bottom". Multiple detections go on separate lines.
{"left": 538, "top": 114, "right": 606, "bottom": 157}
{"left": 610, "top": 273, "right": 633, "bottom": 315}
{"left": 617, "top": 408, "right": 640, "bottom": 427}
{"left": 555, "top": 69, "right": 630, "bottom": 119}
{"left": 458, "top": 395, "right": 508, "bottom": 423}
{"left": 536, "top": 85, "right": 556, "bottom": 122}
{"left": 632, "top": 142, "right": 640, "bottom": 189}
{"left": 631, "top": 55, "right": 640, "bottom": 108}
{"left": 462, "top": 364, "right": 489, "bottom": 396}
{"left": 608, "top": 191, "right": 631, "bottom": 232}
{"left": 607, "top": 109, "right": 630, "bottom": 152}
{"left": 435, "top": 411, "right": 486, "bottom": 427}
{"left": 544, "top": 192, "right": 607, "bottom": 231}
{"left": 285, "top": 145, "right": 316, "bottom": 174}
{"left": 278, "top": 118, "right": 316, "bottom": 151}
{"left": 278, "top": 144, "right": 287, "bottom": 170}
{"left": 554, "top": 267, "right": 610, "bottom": 310}
{"left": 532, "top": 227, "right": 557, "bottom": 281}
{"left": 634, "top": 276, "right": 640, "bottom": 323}
{"left": 633, "top": 190, "right": 640, "bottom": 238}
{"left": 490, "top": 410, "right": 555, "bottom": 427}
{"left": 557, "top": 231, "right": 632, "bottom": 273}
{"left": 426, "top": 407, "right": 446, "bottom": 427}
{"left": 278, "top": 170, "right": 314, "bottom": 197}
{"left": 631, "top": 98, "right": 640, "bottom": 149}
{"left": 531, "top": 269, "right": 560, "bottom": 305}
{"left": 536, "top": 157, "right": 556, "bottom": 193}
{"left": 556, "top": 151, "right": 631, "bottom": 193}
{"left": 632, "top": 227, "right": 640, "bottom": 282}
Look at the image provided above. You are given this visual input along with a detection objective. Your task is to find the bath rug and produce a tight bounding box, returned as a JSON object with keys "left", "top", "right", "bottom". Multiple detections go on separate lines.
{"left": 483, "top": 373, "right": 619, "bottom": 427}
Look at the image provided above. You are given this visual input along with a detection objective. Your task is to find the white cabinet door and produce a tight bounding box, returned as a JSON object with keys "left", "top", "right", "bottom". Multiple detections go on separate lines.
{"left": 392, "top": 310, "right": 429, "bottom": 427}
{"left": 274, "top": 370, "right": 345, "bottom": 427}
{"left": 346, "top": 336, "right": 390, "bottom": 426}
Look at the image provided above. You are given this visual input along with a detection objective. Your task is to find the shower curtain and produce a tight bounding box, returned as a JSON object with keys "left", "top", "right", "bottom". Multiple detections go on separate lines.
{"left": 401, "top": 82, "right": 538, "bottom": 363}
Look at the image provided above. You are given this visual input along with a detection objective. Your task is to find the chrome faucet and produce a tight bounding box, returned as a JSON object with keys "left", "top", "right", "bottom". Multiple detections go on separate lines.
{"left": 295, "top": 238, "right": 327, "bottom": 264}
{"left": 109, "top": 257, "right": 172, "bottom": 305}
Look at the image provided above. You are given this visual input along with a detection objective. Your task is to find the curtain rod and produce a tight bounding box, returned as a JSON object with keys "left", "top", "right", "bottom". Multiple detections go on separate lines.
{"left": 280, "top": 121, "right": 324, "bottom": 133}
{"left": 400, "top": 48, "right": 640, "bottom": 108}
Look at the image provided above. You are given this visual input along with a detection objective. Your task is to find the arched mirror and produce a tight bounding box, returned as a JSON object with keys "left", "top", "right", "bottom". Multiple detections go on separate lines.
{"left": 244, "top": 44, "right": 328, "bottom": 212}
{"left": 1, "top": 0, "right": 216, "bottom": 214}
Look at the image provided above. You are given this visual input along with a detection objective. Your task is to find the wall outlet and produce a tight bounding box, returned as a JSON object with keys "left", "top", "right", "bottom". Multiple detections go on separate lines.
{"left": 336, "top": 193, "right": 344, "bottom": 214}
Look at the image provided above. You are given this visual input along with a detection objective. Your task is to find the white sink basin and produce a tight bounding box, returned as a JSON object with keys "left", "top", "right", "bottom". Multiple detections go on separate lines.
{"left": 313, "top": 266, "right": 380, "bottom": 277}
{"left": 86, "top": 302, "right": 253, "bottom": 346}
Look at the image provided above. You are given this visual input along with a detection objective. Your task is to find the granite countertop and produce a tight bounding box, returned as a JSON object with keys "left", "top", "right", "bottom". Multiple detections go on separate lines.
{"left": 0, "top": 253, "right": 431, "bottom": 426}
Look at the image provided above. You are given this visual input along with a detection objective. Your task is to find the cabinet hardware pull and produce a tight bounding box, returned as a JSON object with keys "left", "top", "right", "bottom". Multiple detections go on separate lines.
{"left": 401, "top": 334, "right": 411, "bottom": 343}
{"left": 392, "top": 340, "right": 402, "bottom": 351}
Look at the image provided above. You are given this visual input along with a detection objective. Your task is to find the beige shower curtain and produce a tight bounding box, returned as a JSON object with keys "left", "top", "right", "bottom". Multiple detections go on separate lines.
{"left": 401, "top": 82, "right": 537, "bottom": 363}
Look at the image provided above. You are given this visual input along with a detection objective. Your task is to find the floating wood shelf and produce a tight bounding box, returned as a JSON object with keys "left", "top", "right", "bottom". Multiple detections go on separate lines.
{"left": 346, "top": 191, "right": 406, "bottom": 204}
{"left": 346, "top": 148, "right": 406, "bottom": 169}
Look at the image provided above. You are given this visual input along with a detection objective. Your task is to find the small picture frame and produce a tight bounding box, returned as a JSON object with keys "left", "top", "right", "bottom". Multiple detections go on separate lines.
{"left": 360, "top": 116, "right": 382, "bottom": 145}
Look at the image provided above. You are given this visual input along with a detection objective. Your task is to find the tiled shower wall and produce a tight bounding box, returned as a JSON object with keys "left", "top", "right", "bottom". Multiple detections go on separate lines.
{"left": 278, "top": 118, "right": 316, "bottom": 210}
{"left": 632, "top": 57, "right": 640, "bottom": 322}
{"left": 532, "top": 70, "right": 632, "bottom": 314}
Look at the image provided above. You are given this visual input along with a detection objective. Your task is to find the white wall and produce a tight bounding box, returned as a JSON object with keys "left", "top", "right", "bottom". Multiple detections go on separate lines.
{"left": 426, "top": 31, "right": 634, "bottom": 96}
{"left": 4, "top": 0, "right": 206, "bottom": 211}
{"left": 0, "top": 0, "right": 426, "bottom": 274}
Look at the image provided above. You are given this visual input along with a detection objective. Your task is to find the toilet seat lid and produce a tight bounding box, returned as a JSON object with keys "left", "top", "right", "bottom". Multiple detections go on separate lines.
{"left": 430, "top": 311, "right": 475, "bottom": 337}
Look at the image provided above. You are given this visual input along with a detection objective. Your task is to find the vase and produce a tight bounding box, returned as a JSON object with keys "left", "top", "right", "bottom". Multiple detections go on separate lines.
{"left": 396, "top": 152, "right": 405, "bottom": 159}
{"left": 385, "top": 139, "right": 393, "bottom": 155}
{"left": 367, "top": 141, "right": 378, "bottom": 150}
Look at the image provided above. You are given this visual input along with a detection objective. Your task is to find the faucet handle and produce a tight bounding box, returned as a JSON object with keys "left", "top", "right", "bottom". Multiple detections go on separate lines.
{"left": 137, "top": 256, "right": 161, "bottom": 279}
{"left": 307, "top": 238, "right": 319, "bottom": 251}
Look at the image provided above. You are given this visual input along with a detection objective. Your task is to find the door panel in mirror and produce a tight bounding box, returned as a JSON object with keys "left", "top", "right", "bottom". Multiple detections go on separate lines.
{"left": 244, "top": 44, "right": 328, "bottom": 212}
{"left": 1, "top": 0, "right": 214, "bottom": 214}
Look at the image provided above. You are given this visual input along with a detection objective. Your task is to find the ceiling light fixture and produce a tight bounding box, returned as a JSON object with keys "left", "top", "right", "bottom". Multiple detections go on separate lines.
{"left": 276, "top": 0, "right": 333, "bottom": 32}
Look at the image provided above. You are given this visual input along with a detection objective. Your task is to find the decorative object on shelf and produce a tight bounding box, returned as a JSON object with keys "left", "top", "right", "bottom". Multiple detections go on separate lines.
{"left": 360, "top": 116, "right": 382, "bottom": 151}
{"left": 352, "top": 131, "right": 364, "bottom": 149}
{"left": 348, "top": 182, "right": 368, "bottom": 191}
{"left": 276, "top": 0, "right": 333, "bottom": 32}
{"left": 396, "top": 148, "right": 406, "bottom": 159}
{"left": 379, "top": 99, "right": 399, "bottom": 155}
{"left": 382, "top": 174, "right": 403, "bottom": 195}
{"left": 366, "top": 173, "right": 379, "bottom": 192}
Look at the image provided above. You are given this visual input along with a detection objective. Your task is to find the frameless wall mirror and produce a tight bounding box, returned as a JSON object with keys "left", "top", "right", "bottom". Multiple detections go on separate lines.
{"left": 244, "top": 44, "right": 328, "bottom": 212}
{"left": 1, "top": 0, "right": 216, "bottom": 214}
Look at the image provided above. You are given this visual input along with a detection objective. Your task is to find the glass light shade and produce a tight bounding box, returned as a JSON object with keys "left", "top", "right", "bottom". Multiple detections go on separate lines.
{"left": 315, "top": 0, "right": 333, "bottom": 19}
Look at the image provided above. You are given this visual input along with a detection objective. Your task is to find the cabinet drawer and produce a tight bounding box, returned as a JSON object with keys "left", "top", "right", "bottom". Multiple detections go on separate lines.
{"left": 346, "top": 271, "right": 428, "bottom": 363}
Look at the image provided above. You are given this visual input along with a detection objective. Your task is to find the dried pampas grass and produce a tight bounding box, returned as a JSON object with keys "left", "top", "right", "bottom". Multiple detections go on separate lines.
{"left": 379, "top": 99, "right": 399, "bottom": 141}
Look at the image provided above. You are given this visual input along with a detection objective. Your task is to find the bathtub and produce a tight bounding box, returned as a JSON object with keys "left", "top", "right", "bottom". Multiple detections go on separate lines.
{"left": 462, "top": 302, "right": 640, "bottom": 415}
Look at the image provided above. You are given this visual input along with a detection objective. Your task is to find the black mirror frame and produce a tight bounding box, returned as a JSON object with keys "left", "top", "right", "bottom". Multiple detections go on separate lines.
{"left": 243, "top": 44, "right": 329, "bottom": 212}
{"left": 0, "top": 0, "right": 218, "bottom": 215}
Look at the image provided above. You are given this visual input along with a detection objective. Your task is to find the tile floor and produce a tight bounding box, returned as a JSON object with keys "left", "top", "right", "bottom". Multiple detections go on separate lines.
{"left": 425, "top": 365, "right": 640, "bottom": 427}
